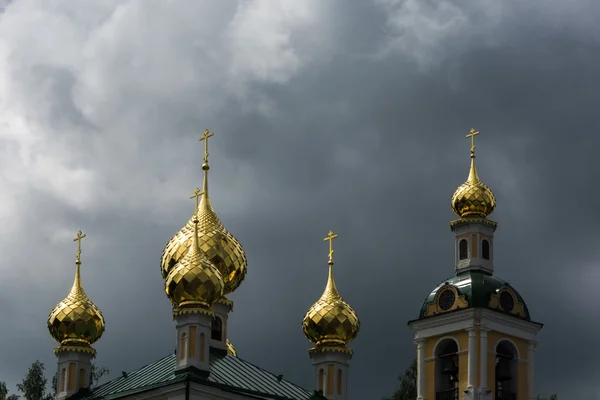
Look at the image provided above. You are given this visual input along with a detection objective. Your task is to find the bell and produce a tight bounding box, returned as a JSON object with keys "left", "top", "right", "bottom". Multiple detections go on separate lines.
{"left": 442, "top": 355, "right": 459, "bottom": 382}
{"left": 495, "top": 357, "right": 512, "bottom": 382}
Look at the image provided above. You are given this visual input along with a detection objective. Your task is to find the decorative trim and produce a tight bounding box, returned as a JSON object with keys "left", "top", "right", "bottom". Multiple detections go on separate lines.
{"left": 423, "top": 284, "right": 469, "bottom": 317}
{"left": 309, "top": 345, "right": 353, "bottom": 356}
{"left": 173, "top": 307, "right": 215, "bottom": 318}
{"left": 54, "top": 344, "right": 96, "bottom": 356}
{"left": 481, "top": 309, "right": 542, "bottom": 335}
{"left": 488, "top": 287, "right": 527, "bottom": 318}
{"left": 410, "top": 308, "right": 542, "bottom": 342}
{"left": 409, "top": 309, "right": 475, "bottom": 332}
{"left": 215, "top": 296, "right": 234, "bottom": 312}
{"left": 450, "top": 217, "right": 497, "bottom": 231}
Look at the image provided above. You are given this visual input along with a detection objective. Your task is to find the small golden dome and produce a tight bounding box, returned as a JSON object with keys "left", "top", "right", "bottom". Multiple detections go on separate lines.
{"left": 451, "top": 131, "right": 496, "bottom": 218}
{"left": 165, "top": 203, "right": 224, "bottom": 311}
{"left": 303, "top": 234, "right": 359, "bottom": 349}
{"left": 161, "top": 133, "right": 247, "bottom": 295}
{"left": 48, "top": 232, "right": 104, "bottom": 354}
{"left": 226, "top": 339, "right": 237, "bottom": 357}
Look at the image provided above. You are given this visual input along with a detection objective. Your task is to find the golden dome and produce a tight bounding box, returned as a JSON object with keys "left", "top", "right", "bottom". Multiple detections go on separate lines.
{"left": 451, "top": 130, "right": 496, "bottom": 218}
{"left": 303, "top": 233, "right": 359, "bottom": 350}
{"left": 48, "top": 232, "right": 105, "bottom": 354}
{"left": 226, "top": 339, "right": 237, "bottom": 357}
{"left": 161, "top": 132, "right": 247, "bottom": 296}
{"left": 165, "top": 199, "right": 224, "bottom": 311}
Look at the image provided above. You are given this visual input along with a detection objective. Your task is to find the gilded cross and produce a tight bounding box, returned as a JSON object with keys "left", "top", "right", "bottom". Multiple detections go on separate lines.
{"left": 466, "top": 128, "right": 480, "bottom": 153}
{"left": 199, "top": 129, "right": 214, "bottom": 162}
{"left": 73, "top": 230, "right": 86, "bottom": 263}
{"left": 190, "top": 188, "right": 204, "bottom": 212}
{"left": 323, "top": 231, "right": 338, "bottom": 263}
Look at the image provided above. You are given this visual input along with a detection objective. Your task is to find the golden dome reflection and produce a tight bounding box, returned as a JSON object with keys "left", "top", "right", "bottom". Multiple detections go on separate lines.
{"left": 165, "top": 188, "right": 224, "bottom": 313}
{"left": 47, "top": 231, "right": 105, "bottom": 355}
{"left": 451, "top": 128, "right": 496, "bottom": 218}
{"left": 302, "top": 232, "right": 360, "bottom": 352}
{"left": 161, "top": 130, "right": 247, "bottom": 296}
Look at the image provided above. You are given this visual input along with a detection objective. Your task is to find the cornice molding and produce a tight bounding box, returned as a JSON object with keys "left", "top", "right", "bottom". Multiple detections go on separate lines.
{"left": 480, "top": 309, "right": 543, "bottom": 335}
{"left": 409, "top": 309, "right": 475, "bottom": 332}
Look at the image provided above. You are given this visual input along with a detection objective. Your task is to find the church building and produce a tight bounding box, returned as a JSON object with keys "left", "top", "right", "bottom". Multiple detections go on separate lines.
{"left": 408, "top": 129, "right": 543, "bottom": 400}
{"left": 45, "top": 130, "right": 360, "bottom": 400}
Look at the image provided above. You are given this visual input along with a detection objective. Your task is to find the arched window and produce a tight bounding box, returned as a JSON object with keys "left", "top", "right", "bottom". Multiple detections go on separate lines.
{"left": 482, "top": 239, "right": 490, "bottom": 260}
{"left": 495, "top": 341, "right": 518, "bottom": 399}
{"left": 337, "top": 369, "right": 343, "bottom": 395}
{"left": 60, "top": 368, "right": 66, "bottom": 393}
{"left": 434, "top": 339, "right": 459, "bottom": 399}
{"left": 318, "top": 369, "right": 324, "bottom": 392}
{"left": 200, "top": 333, "right": 206, "bottom": 361}
{"left": 180, "top": 333, "right": 187, "bottom": 361}
{"left": 211, "top": 316, "right": 223, "bottom": 341}
{"left": 78, "top": 369, "right": 85, "bottom": 389}
{"left": 459, "top": 239, "right": 468, "bottom": 260}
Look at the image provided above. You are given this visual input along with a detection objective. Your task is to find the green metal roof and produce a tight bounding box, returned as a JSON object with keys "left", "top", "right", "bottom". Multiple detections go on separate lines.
{"left": 76, "top": 349, "right": 325, "bottom": 400}
{"left": 417, "top": 270, "right": 531, "bottom": 320}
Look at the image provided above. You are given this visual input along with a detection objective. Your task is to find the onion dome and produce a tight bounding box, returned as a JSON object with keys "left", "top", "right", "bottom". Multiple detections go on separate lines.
{"left": 165, "top": 190, "right": 224, "bottom": 313}
{"left": 303, "top": 232, "right": 359, "bottom": 353}
{"left": 451, "top": 128, "right": 496, "bottom": 218}
{"left": 226, "top": 339, "right": 238, "bottom": 357}
{"left": 48, "top": 231, "right": 105, "bottom": 355}
{"left": 161, "top": 130, "right": 247, "bottom": 296}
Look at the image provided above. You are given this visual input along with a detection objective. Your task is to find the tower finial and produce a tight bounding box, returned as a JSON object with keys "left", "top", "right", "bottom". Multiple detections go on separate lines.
{"left": 74, "top": 230, "right": 86, "bottom": 265}
{"left": 466, "top": 128, "right": 479, "bottom": 156}
{"left": 190, "top": 188, "right": 204, "bottom": 214}
{"left": 465, "top": 128, "right": 481, "bottom": 183}
{"left": 199, "top": 129, "right": 214, "bottom": 163}
{"left": 323, "top": 231, "right": 338, "bottom": 265}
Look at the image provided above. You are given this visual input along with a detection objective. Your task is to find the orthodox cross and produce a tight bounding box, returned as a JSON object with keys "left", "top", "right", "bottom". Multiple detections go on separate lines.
{"left": 466, "top": 128, "right": 480, "bottom": 154}
{"left": 199, "top": 129, "right": 214, "bottom": 162}
{"left": 324, "top": 231, "right": 338, "bottom": 264}
{"left": 74, "top": 230, "right": 86, "bottom": 263}
{"left": 190, "top": 187, "right": 204, "bottom": 212}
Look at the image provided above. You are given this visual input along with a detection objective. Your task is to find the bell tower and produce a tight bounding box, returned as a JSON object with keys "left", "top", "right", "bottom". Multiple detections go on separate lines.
{"left": 408, "top": 129, "right": 543, "bottom": 400}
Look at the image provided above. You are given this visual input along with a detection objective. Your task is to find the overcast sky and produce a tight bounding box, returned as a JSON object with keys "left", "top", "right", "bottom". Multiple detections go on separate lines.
{"left": 0, "top": 0, "right": 599, "bottom": 399}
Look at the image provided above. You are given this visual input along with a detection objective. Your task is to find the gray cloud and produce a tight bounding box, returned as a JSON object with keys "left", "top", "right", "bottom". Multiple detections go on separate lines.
{"left": 0, "top": 0, "right": 598, "bottom": 399}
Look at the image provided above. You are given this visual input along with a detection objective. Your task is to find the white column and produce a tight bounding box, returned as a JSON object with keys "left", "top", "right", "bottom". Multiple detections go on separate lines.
{"left": 415, "top": 339, "right": 426, "bottom": 400}
{"left": 466, "top": 328, "right": 477, "bottom": 388}
{"left": 479, "top": 328, "right": 489, "bottom": 389}
{"left": 528, "top": 341, "right": 536, "bottom": 400}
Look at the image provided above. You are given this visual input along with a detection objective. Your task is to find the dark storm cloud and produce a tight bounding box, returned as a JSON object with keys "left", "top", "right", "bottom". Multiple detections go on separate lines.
{"left": 0, "top": 1, "right": 598, "bottom": 399}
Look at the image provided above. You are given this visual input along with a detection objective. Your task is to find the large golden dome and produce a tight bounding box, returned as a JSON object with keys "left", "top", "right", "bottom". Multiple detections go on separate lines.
{"left": 161, "top": 140, "right": 247, "bottom": 295}
{"left": 303, "top": 243, "right": 360, "bottom": 350}
{"left": 165, "top": 209, "right": 224, "bottom": 312}
{"left": 451, "top": 142, "right": 496, "bottom": 218}
{"left": 48, "top": 234, "right": 104, "bottom": 354}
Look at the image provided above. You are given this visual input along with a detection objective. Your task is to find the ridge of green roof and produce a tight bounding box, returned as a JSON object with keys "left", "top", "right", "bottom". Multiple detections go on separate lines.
{"left": 75, "top": 350, "right": 322, "bottom": 400}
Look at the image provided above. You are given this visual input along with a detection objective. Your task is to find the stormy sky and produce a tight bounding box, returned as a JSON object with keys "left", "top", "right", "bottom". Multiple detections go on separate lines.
{"left": 0, "top": 0, "right": 598, "bottom": 399}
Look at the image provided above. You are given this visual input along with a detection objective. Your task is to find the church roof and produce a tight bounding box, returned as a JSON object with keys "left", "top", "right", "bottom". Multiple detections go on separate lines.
{"left": 417, "top": 270, "right": 532, "bottom": 320}
{"left": 76, "top": 350, "right": 324, "bottom": 400}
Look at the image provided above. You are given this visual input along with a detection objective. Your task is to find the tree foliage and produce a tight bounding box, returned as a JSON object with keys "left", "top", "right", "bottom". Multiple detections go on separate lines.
{"left": 89, "top": 365, "right": 110, "bottom": 388}
{"left": 15, "top": 361, "right": 53, "bottom": 400}
{"left": 3, "top": 360, "right": 110, "bottom": 400}
{"left": 0, "top": 381, "right": 20, "bottom": 400}
{"left": 383, "top": 358, "right": 417, "bottom": 400}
